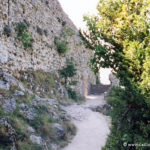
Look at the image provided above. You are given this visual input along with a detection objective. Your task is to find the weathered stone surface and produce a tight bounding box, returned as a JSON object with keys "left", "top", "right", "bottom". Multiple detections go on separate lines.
{"left": 52, "top": 123, "right": 65, "bottom": 138}
{"left": 0, "top": 45, "right": 8, "bottom": 63}
{"left": 2, "top": 98, "right": 16, "bottom": 113}
{"left": 0, "top": 70, "right": 19, "bottom": 90}
{"left": 91, "top": 104, "right": 112, "bottom": 115}
{"left": 26, "top": 126, "right": 35, "bottom": 133}
{"left": 109, "top": 73, "right": 119, "bottom": 86}
{"left": 0, "top": 117, "right": 17, "bottom": 147}
{"left": 35, "top": 97, "right": 58, "bottom": 106}
{"left": 20, "top": 107, "right": 36, "bottom": 120}
{"left": 30, "top": 134, "right": 43, "bottom": 145}
{"left": 18, "top": 103, "right": 36, "bottom": 120}
{"left": 51, "top": 111, "right": 60, "bottom": 120}
{"left": 0, "top": 80, "right": 10, "bottom": 90}
{"left": 0, "top": 0, "right": 96, "bottom": 96}
{"left": 13, "top": 90, "right": 24, "bottom": 96}
{"left": 18, "top": 103, "right": 28, "bottom": 110}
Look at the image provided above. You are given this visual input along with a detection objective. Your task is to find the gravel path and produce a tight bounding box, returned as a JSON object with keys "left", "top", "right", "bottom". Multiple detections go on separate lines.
{"left": 61, "top": 94, "right": 111, "bottom": 150}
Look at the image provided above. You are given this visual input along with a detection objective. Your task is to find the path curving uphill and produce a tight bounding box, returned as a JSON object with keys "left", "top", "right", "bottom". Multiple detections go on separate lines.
{"left": 61, "top": 94, "right": 111, "bottom": 150}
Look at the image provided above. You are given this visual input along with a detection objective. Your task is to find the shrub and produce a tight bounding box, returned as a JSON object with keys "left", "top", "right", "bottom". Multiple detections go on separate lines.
{"left": 61, "top": 27, "right": 75, "bottom": 38}
{"left": 16, "top": 22, "right": 33, "bottom": 48}
{"left": 103, "top": 86, "right": 150, "bottom": 150}
{"left": 58, "top": 59, "right": 77, "bottom": 85}
{"left": 54, "top": 38, "right": 68, "bottom": 54}
{"left": 16, "top": 139, "right": 42, "bottom": 150}
{"left": 67, "top": 87, "right": 78, "bottom": 101}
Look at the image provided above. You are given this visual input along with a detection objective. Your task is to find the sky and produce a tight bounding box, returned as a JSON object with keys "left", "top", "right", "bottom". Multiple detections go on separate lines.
{"left": 58, "top": 0, "right": 111, "bottom": 85}
{"left": 58, "top": 0, "right": 99, "bottom": 29}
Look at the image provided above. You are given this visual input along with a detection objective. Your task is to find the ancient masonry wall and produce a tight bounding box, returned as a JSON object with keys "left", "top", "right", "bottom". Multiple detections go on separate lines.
{"left": 0, "top": 0, "right": 96, "bottom": 96}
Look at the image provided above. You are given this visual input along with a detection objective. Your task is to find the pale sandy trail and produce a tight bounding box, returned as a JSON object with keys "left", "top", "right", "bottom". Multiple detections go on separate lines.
{"left": 61, "top": 94, "right": 111, "bottom": 150}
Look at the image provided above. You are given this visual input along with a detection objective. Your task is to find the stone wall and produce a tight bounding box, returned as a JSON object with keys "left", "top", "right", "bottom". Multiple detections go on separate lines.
{"left": 0, "top": 0, "right": 96, "bottom": 96}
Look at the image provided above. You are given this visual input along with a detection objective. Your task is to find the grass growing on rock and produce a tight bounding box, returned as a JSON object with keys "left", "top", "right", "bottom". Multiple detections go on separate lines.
{"left": 19, "top": 70, "right": 60, "bottom": 99}
{"left": 0, "top": 71, "right": 77, "bottom": 150}
{"left": 16, "top": 140, "right": 42, "bottom": 150}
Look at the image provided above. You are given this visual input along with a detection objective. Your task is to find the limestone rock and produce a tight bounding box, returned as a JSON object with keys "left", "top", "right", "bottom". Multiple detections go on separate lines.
{"left": 2, "top": 98, "right": 16, "bottom": 113}
{"left": 0, "top": 80, "right": 10, "bottom": 90}
{"left": 35, "top": 97, "right": 58, "bottom": 107}
{"left": 14, "top": 90, "right": 24, "bottom": 96}
{"left": 109, "top": 73, "right": 119, "bottom": 86}
{"left": 0, "top": 46, "right": 8, "bottom": 63}
{"left": 52, "top": 123, "right": 65, "bottom": 138}
{"left": 26, "top": 126, "right": 35, "bottom": 133}
{"left": 91, "top": 104, "right": 112, "bottom": 115}
{"left": 18, "top": 103, "right": 28, "bottom": 110}
{"left": 30, "top": 134, "right": 43, "bottom": 145}
{"left": 20, "top": 107, "right": 36, "bottom": 120}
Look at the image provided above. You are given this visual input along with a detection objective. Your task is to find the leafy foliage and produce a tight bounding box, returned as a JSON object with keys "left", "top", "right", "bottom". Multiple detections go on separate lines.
{"left": 54, "top": 27, "right": 75, "bottom": 54}
{"left": 83, "top": 0, "right": 150, "bottom": 149}
{"left": 16, "top": 22, "right": 33, "bottom": 49}
{"left": 103, "top": 87, "right": 150, "bottom": 150}
{"left": 58, "top": 60, "right": 78, "bottom": 101}
{"left": 61, "top": 27, "right": 75, "bottom": 38}
{"left": 54, "top": 38, "right": 68, "bottom": 54}
{"left": 67, "top": 87, "right": 78, "bottom": 101}
{"left": 58, "top": 59, "right": 77, "bottom": 85}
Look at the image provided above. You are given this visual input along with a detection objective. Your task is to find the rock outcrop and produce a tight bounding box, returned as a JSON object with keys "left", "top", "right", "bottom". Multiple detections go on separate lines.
{"left": 0, "top": 70, "right": 76, "bottom": 150}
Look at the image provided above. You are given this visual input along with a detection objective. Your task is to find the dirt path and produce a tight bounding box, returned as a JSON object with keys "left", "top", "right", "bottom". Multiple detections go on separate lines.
{"left": 61, "top": 94, "right": 111, "bottom": 150}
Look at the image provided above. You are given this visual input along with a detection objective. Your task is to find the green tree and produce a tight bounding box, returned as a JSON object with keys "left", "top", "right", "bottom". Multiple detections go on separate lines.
{"left": 58, "top": 59, "right": 77, "bottom": 85}
{"left": 83, "top": 0, "right": 150, "bottom": 149}
{"left": 83, "top": 0, "right": 150, "bottom": 92}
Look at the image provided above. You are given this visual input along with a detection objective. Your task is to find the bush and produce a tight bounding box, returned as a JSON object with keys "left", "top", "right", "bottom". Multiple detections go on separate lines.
{"left": 67, "top": 87, "right": 78, "bottom": 101}
{"left": 54, "top": 38, "right": 68, "bottom": 54}
{"left": 103, "top": 86, "right": 150, "bottom": 150}
{"left": 58, "top": 59, "right": 77, "bottom": 85}
{"left": 16, "top": 139, "right": 42, "bottom": 150}
{"left": 61, "top": 27, "right": 75, "bottom": 38}
{"left": 16, "top": 22, "right": 33, "bottom": 48}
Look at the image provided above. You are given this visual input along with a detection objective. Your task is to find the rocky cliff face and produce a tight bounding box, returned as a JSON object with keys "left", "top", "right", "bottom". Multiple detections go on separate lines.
{"left": 0, "top": 0, "right": 95, "bottom": 96}
{"left": 0, "top": 69, "right": 76, "bottom": 150}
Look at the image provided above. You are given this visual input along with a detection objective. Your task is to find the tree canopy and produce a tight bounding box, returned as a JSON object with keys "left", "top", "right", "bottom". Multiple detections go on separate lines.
{"left": 83, "top": 0, "right": 150, "bottom": 97}
{"left": 83, "top": 0, "right": 150, "bottom": 149}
